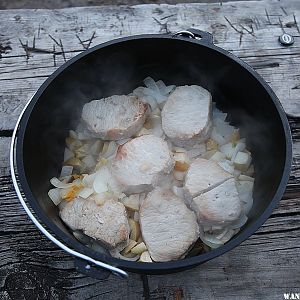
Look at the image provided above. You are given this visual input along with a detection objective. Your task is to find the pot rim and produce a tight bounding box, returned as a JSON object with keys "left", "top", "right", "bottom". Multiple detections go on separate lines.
{"left": 13, "top": 33, "right": 292, "bottom": 273}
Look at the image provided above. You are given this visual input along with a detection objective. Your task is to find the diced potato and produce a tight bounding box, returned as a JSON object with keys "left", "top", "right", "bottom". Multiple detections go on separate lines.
{"left": 202, "top": 149, "right": 217, "bottom": 159}
{"left": 173, "top": 152, "right": 190, "bottom": 172}
{"left": 139, "top": 251, "right": 153, "bottom": 262}
{"left": 219, "top": 143, "right": 235, "bottom": 159}
{"left": 122, "top": 239, "right": 138, "bottom": 255}
{"left": 233, "top": 151, "right": 251, "bottom": 172}
{"left": 129, "top": 219, "right": 141, "bottom": 241}
{"left": 206, "top": 139, "right": 218, "bottom": 151}
{"left": 174, "top": 161, "right": 190, "bottom": 172}
{"left": 122, "top": 194, "right": 140, "bottom": 211}
{"left": 173, "top": 170, "right": 185, "bottom": 181}
{"left": 210, "top": 151, "right": 226, "bottom": 162}
{"left": 231, "top": 129, "right": 240, "bottom": 144}
{"left": 131, "top": 242, "right": 147, "bottom": 254}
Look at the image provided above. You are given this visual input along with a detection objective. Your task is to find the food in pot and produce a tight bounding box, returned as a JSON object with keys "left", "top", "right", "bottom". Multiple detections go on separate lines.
{"left": 161, "top": 85, "right": 212, "bottom": 146}
{"left": 111, "top": 135, "right": 175, "bottom": 194}
{"left": 48, "top": 77, "right": 254, "bottom": 262}
{"left": 82, "top": 95, "right": 149, "bottom": 140}
{"left": 139, "top": 187, "right": 199, "bottom": 262}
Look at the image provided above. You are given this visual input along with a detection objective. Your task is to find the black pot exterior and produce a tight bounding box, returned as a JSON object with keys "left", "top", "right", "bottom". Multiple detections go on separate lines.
{"left": 14, "top": 32, "right": 292, "bottom": 275}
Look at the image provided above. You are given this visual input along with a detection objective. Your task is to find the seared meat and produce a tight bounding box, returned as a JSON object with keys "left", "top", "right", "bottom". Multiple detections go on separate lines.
{"left": 60, "top": 198, "right": 130, "bottom": 251}
{"left": 81, "top": 95, "right": 149, "bottom": 140}
{"left": 139, "top": 187, "right": 199, "bottom": 262}
{"left": 112, "top": 135, "right": 174, "bottom": 193}
{"left": 191, "top": 178, "right": 242, "bottom": 226}
{"left": 184, "top": 158, "right": 233, "bottom": 201}
{"left": 161, "top": 85, "right": 212, "bottom": 146}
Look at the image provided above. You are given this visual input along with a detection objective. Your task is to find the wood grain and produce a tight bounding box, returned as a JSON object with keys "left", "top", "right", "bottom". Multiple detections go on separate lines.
{"left": 0, "top": 1, "right": 300, "bottom": 299}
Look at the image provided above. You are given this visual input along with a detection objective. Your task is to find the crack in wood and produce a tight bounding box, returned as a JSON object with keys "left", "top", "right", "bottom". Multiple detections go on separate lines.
{"left": 76, "top": 31, "right": 96, "bottom": 50}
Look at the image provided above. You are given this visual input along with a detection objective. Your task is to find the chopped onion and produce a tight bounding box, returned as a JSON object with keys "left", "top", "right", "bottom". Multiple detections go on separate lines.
{"left": 229, "top": 214, "right": 248, "bottom": 230}
{"left": 211, "top": 127, "right": 227, "bottom": 145}
{"left": 50, "top": 177, "right": 79, "bottom": 189}
{"left": 239, "top": 174, "right": 254, "bottom": 182}
{"left": 101, "top": 141, "right": 118, "bottom": 159}
{"left": 231, "top": 140, "right": 246, "bottom": 162}
{"left": 210, "top": 151, "right": 226, "bottom": 162}
{"left": 143, "top": 76, "right": 159, "bottom": 92}
{"left": 63, "top": 148, "right": 74, "bottom": 162}
{"left": 173, "top": 170, "right": 185, "bottom": 181}
{"left": 48, "top": 188, "right": 62, "bottom": 205}
{"left": 60, "top": 166, "right": 73, "bottom": 178}
{"left": 78, "top": 187, "right": 94, "bottom": 199}
{"left": 110, "top": 249, "right": 140, "bottom": 261}
{"left": 218, "top": 160, "right": 235, "bottom": 174}
{"left": 172, "top": 186, "right": 184, "bottom": 198}
{"left": 164, "top": 85, "right": 176, "bottom": 95}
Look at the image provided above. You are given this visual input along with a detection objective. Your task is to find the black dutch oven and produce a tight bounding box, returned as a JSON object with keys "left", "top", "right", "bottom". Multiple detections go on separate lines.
{"left": 10, "top": 29, "right": 292, "bottom": 279}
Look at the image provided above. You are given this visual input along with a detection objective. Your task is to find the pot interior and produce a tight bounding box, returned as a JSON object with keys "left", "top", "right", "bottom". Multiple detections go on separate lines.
{"left": 18, "top": 37, "right": 288, "bottom": 272}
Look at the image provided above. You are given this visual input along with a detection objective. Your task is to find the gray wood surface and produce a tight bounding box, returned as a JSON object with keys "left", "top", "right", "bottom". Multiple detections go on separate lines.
{"left": 0, "top": 1, "right": 299, "bottom": 299}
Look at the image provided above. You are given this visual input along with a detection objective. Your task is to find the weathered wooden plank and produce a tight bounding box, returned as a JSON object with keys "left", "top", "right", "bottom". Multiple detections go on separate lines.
{"left": 0, "top": 0, "right": 300, "bottom": 132}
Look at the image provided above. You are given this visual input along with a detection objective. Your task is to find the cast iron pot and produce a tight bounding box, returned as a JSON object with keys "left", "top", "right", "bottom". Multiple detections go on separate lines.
{"left": 10, "top": 29, "right": 292, "bottom": 279}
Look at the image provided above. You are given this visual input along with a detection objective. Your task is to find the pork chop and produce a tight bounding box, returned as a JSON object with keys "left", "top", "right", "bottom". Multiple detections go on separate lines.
{"left": 111, "top": 135, "right": 174, "bottom": 193}
{"left": 191, "top": 178, "right": 242, "bottom": 226}
{"left": 81, "top": 95, "right": 149, "bottom": 140}
{"left": 139, "top": 187, "right": 199, "bottom": 262}
{"left": 60, "top": 198, "right": 130, "bottom": 251}
{"left": 184, "top": 158, "right": 233, "bottom": 202}
{"left": 161, "top": 85, "right": 212, "bottom": 146}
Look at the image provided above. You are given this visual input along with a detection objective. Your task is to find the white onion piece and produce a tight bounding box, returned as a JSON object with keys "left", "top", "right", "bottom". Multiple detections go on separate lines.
{"left": 229, "top": 214, "right": 248, "bottom": 230}
{"left": 211, "top": 127, "right": 227, "bottom": 145}
{"left": 143, "top": 76, "right": 159, "bottom": 92}
{"left": 164, "top": 85, "right": 176, "bottom": 95}
{"left": 148, "top": 115, "right": 164, "bottom": 138}
{"left": 78, "top": 187, "right": 94, "bottom": 199}
{"left": 213, "top": 108, "right": 227, "bottom": 121}
{"left": 69, "top": 130, "right": 77, "bottom": 139}
{"left": 239, "top": 174, "right": 254, "bottom": 182}
{"left": 82, "top": 173, "right": 97, "bottom": 187}
{"left": 231, "top": 141, "right": 246, "bottom": 162}
{"left": 218, "top": 160, "right": 235, "bottom": 174}
{"left": 156, "top": 80, "right": 167, "bottom": 94}
{"left": 50, "top": 177, "right": 78, "bottom": 189}
{"left": 101, "top": 141, "right": 118, "bottom": 159}
{"left": 219, "top": 229, "right": 236, "bottom": 243}
{"left": 210, "top": 151, "right": 226, "bottom": 162}
{"left": 82, "top": 155, "right": 97, "bottom": 170}
{"left": 60, "top": 166, "right": 73, "bottom": 178}
{"left": 93, "top": 178, "right": 108, "bottom": 194}
{"left": 233, "top": 169, "right": 242, "bottom": 178}
{"left": 90, "top": 140, "right": 103, "bottom": 156}
{"left": 172, "top": 186, "right": 184, "bottom": 199}
{"left": 63, "top": 148, "right": 74, "bottom": 162}
{"left": 174, "top": 171, "right": 185, "bottom": 181}
{"left": 133, "top": 86, "right": 145, "bottom": 98}
{"left": 110, "top": 249, "right": 140, "bottom": 261}
{"left": 48, "top": 188, "right": 62, "bottom": 205}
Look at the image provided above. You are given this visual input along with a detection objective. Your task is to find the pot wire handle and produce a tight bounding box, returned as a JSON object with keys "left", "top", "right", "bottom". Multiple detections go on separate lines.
{"left": 10, "top": 99, "right": 128, "bottom": 279}
{"left": 173, "top": 29, "right": 213, "bottom": 44}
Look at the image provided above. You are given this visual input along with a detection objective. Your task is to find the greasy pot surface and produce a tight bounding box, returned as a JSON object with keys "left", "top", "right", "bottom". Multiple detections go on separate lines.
{"left": 16, "top": 35, "right": 292, "bottom": 274}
